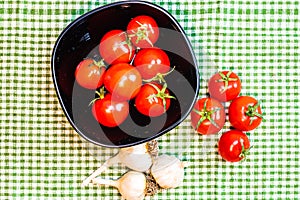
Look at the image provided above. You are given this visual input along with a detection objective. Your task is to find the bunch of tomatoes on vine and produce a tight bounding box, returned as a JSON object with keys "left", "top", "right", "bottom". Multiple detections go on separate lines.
{"left": 74, "top": 15, "right": 175, "bottom": 127}
{"left": 190, "top": 71, "right": 263, "bottom": 162}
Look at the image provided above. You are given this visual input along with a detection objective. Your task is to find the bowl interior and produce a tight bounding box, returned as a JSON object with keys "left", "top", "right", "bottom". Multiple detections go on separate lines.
{"left": 52, "top": 1, "right": 199, "bottom": 148}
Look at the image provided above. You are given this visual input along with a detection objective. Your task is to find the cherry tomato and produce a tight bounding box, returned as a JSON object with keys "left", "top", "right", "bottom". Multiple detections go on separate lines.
{"left": 133, "top": 47, "right": 170, "bottom": 80}
{"left": 103, "top": 63, "right": 142, "bottom": 100}
{"left": 127, "top": 15, "right": 159, "bottom": 48}
{"left": 135, "top": 83, "right": 174, "bottom": 117}
{"left": 190, "top": 98, "right": 226, "bottom": 135}
{"left": 92, "top": 93, "right": 129, "bottom": 127}
{"left": 208, "top": 71, "right": 241, "bottom": 102}
{"left": 99, "top": 30, "right": 134, "bottom": 65}
{"left": 228, "top": 96, "right": 263, "bottom": 131}
{"left": 74, "top": 58, "right": 106, "bottom": 90}
{"left": 218, "top": 130, "right": 251, "bottom": 162}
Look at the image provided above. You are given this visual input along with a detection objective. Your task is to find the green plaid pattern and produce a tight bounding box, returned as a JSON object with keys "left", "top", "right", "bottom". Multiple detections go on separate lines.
{"left": 1, "top": 0, "right": 299, "bottom": 199}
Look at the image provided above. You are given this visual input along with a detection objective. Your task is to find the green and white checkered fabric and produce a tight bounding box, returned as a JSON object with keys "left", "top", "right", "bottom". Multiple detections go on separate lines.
{"left": 1, "top": 0, "right": 299, "bottom": 199}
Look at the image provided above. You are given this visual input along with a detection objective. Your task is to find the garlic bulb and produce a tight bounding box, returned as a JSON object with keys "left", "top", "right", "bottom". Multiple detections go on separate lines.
{"left": 93, "top": 171, "right": 146, "bottom": 200}
{"left": 150, "top": 154, "right": 187, "bottom": 189}
{"left": 82, "top": 140, "right": 158, "bottom": 186}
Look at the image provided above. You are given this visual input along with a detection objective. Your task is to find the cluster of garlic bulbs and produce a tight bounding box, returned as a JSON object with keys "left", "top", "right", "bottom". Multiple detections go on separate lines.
{"left": 82, "top": 140, "right": 187, "bottom": 200}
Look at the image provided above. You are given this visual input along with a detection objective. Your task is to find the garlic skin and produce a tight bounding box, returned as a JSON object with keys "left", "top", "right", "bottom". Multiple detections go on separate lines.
{"left": 119, "top": 143, "right": 153, "bottom": 172}
{"left": 92, "top": 171, "right": 146, "bottom": 200}
{"left": 150, "top": 154, "right": 186, "bottom": 189}
{"left": 118, "top": 171, "right": 146, "bottom": 200}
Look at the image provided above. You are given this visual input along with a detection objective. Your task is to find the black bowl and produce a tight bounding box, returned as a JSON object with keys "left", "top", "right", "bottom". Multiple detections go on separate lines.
{"left": 51, "top": 1, "right": 199, "bottom": 148}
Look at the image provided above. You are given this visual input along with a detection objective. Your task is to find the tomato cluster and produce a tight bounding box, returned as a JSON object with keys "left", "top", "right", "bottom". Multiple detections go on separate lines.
{"left": 190, "top": 71, "right": 263, "bottom": 162}
{"left": 75, "top": 15, "right": 175, "bottom": 127}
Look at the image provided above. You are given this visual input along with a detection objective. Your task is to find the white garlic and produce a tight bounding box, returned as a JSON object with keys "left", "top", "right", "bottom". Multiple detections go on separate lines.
{"left": 118, "top": 142, "right": 153, "bottom": 172}
{"left": 82, "top": 141, "right": 158, "bottom": 186}
{"left": 150, "top": 154, "right": 187, "bottom": 189}
{"left": 93, "top": 171, "right": 146, "bottom": 200}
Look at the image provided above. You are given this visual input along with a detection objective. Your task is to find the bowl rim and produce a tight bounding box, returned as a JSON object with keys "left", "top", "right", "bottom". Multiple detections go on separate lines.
{"left": 51, "top": 0, "right": 200, "bottom": 148}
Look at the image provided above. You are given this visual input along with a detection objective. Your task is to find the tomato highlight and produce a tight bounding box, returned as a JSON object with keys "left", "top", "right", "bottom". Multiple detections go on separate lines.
{"left": 228, "top": 96, "right": 263, "bottom": 131}
{"left": 218, "top": 130, "right": 251, "bottom": 162}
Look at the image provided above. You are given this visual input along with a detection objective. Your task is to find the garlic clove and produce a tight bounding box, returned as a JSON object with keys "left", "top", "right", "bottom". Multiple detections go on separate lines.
{"left": 93, "top": 171, "right": 146, "bottom": 200}
{"left": 119, "top": 143, "right": 153, "bottom": 172}
{"left": 150, "top": 154, "right": 186, "bottom": 189}
{"left": 117, "top": 171, "right": 146, "bottom": 200}
{"left": 82, "top": 140, "right": 158, "bottom": 186}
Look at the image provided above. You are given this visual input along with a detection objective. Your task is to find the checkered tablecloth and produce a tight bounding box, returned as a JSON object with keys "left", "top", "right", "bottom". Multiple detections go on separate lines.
{"left": 1, "top": 0, "right": 299, "bottom": 199}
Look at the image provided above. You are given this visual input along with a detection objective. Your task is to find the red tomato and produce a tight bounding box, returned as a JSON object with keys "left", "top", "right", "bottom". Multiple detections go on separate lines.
{"left": 208, "top": 71, "right": 241, "bottom": 102}
{"left": 92, "top": 93, "right": 129, "bottom": 127}
{"left": 74, "top": 58, "right": 106, "bottom": 90}
{"left": 127, "top": 15, "right": 159, "bottom": 48}
{"left": 133, "top": 47, "right": 170, "bottom": 80}
{"left": 135, "top": 83, "right": 174, "bottom": 117}
{"left": 103, "top": 63, "right": 142, "bottom": 100}
{"left": 99, "top": 30, "right": 134, "bottom": 65}
{"left": 228, "top": 96, "right": 263, "bottom": 131}
{"left": 218, "top": 130, "right": 251, "bottom": 162}
{"left": 190, "top": 98, "right": 225, "bottom": 135}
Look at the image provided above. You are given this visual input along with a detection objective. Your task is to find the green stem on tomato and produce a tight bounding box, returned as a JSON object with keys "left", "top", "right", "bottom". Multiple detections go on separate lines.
{"left": 143, "top": 66, "right": 176, "bottom": 84}
{"left": 115, "top": 31, "right": 134, "bottom": 61}
{"left": 93, "top": 59, "right": 106, "bottom": 68}
{"left": 146, "top": 83, "right": 175, "bottom": 112}
{"left": 239, "top": 143, "right": 253, "bottom": 162}
{"left": 245, "top": 100, "right": 263, "bottom": 125}
{"left": 216, "top": 71, "right": 238, "bottom": 93}
{"left": 193, "top": 99, "right": 221, "bottom": 131}
{"left": 89, "top": 87, "right": 106, "bottom": 106}
{"left": 128, "top": 20, "right": 154, "bottom": 47}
